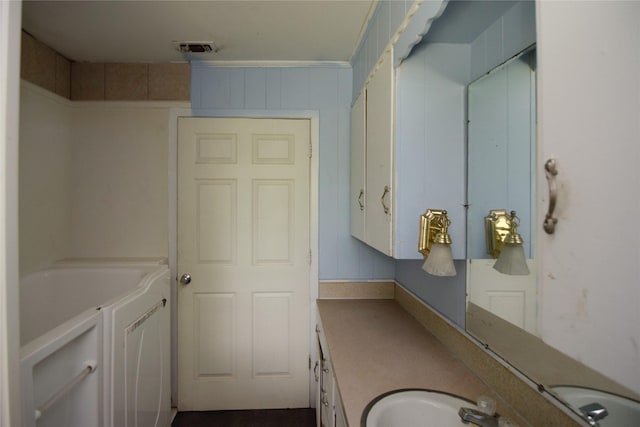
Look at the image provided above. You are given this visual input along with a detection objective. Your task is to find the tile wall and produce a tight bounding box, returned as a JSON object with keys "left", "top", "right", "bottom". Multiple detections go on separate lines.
{"left": 21, "top": 31, "right": 190, "bottom": 101}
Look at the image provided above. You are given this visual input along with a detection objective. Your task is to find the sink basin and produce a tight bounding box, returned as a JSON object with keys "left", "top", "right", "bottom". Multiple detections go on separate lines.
{"left": 551, "top": 386, "right": 640, "bottom": 427}
{"left": 361, "top": 389, "right": 474, "bottom": 427}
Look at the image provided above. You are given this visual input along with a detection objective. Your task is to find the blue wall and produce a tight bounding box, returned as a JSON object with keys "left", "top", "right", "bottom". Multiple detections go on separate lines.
{"left": 396, "top": 260, "right": 467, "bottom": 325}
{"left": 188, "top": 1, "right": 535, "bottom": 327}
{"left": 190, "top": 64, "right": 395, "bottom": 280}
{"left": 469, "top": 1, "right": 535, "bottom": 82}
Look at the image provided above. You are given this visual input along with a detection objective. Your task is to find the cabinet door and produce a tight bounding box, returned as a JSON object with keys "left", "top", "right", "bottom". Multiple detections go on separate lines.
{"left": 350, "top": 89, "right": 366, "bottom": 242}
{"left": 536, "top": 1, "right": 640, "bottom": 393}
{"left": 316, "top": 322, "right": 334, "bottom": 427}
{"left": 334, "top": 391, "right": 347, "bottom": 427}
{"left": 319, "top": 357, "right": 333, "bottom": 427}
{"left": 366, "top": 49, "right": 394, "bottom": 256}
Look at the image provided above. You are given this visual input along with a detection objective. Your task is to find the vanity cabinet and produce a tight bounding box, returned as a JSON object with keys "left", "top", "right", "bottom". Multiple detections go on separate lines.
{"left": 335, "top": 398, "right": 347, "bottom": 427}
{"left": 315, "top": 320, "right": 346, "bottom": 427}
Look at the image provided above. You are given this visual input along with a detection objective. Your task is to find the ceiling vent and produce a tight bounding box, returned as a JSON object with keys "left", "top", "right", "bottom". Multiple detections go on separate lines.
{"left": 174, "top": 42, "right": 219, "bottom": 54}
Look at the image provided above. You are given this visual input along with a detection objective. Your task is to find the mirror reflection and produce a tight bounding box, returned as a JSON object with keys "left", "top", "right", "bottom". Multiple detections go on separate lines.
{"left": 466, "top": 48, "right": 537, "bottom": 335}
{"left": 464, "top": 39, "right": 640, "bottom": 424}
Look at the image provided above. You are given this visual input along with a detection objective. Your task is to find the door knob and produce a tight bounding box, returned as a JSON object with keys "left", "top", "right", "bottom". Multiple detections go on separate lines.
{"left": 179, "top": 273, "right": 192, "bottom": 285}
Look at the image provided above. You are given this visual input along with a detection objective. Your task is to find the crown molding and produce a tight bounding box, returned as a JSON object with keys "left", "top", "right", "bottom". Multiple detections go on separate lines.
{"left": 191, "top": 60, "right": 351, "bottom": 69}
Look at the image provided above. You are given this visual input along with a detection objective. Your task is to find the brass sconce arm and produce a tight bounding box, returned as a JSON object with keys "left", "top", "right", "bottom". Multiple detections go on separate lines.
{"left": 485, "top": 209, "right": 524, "bottom": 258}
{"left": 419, "top": 209, "right": 452, "bottom": 257}
{"left": 418, "top": 209, "right": 456, "bottom": 277}
{"left": 485, "top": 209, "right": 529, "bottom": 275}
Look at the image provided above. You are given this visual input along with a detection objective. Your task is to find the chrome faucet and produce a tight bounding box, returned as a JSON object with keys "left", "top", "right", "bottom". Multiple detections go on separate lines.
{"left": 579, "top": 402, "right": 609, "bottom": 427}
{"left": 458, "top": 407, "right": 499, "bottom": 427}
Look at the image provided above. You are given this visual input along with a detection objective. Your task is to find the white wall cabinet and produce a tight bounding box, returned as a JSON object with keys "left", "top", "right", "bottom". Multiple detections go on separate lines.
{"left": 350, "top": 48, "right": 395, "bottom": 256}
{"left": 315, "top": 319, "right": 346, "bottom": 427}
{"left": 349, "top": 0, "right": 469, "bottom": 260}
{"left": 350, "top": 43, "right": 466, "bottom": 259}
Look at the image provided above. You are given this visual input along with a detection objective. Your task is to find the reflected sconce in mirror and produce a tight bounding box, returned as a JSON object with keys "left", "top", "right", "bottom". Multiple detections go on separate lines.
{"left": 485, "top": 209, "right": 530, "bottom": 276}
{"left": 418, "top": 209, "right": 456, "bottom": 277}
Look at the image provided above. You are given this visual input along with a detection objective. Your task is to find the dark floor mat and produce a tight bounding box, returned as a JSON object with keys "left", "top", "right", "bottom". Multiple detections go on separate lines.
{"left": 171, "top": 408, "right": 316, "bottom": 427}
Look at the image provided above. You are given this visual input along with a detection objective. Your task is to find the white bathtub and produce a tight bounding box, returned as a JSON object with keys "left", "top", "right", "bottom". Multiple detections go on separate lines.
{"left": 20, "top": 259, "right": 171, "bottom": 427}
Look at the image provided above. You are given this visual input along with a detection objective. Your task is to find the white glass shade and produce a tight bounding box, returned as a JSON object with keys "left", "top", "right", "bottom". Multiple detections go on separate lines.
{"left": 422, "top": 243, "right": 456, "bottom": 277}
{"left": 493, "top": 242, "right": 530, "bottom": 275}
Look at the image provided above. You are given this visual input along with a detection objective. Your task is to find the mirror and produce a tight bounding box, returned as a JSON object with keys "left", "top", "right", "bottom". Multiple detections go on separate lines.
{"left": 465, "top": 47, "right": 640, "bottom": 422}
{"left": 466, "top": 48, "right": 537, "bottom": 335}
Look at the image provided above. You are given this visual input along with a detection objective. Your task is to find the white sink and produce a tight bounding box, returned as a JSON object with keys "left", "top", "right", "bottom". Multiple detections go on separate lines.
{"left": 551, "top": 386, "right": 640, "bottom": 427}
{"left": 362, "top": 389, "right": 474, "bottom": 427}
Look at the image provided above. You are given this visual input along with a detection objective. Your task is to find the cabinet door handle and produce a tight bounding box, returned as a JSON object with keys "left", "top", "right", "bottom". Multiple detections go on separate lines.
{"left": 313, "top": 361, "right": 319, "bottom": 381}
{"left": 358, "top": 189, "right": 364, "bottom": 211}
{"left": 321, "top": 358, "right": 329, "bottom": 373}
{"left": 380, "top": 185, "right": 390, "bottom": 215}
{"left": 322, "top": 392, "right": 329, "bottom": 406}
{"left": 543, "top": 158, "right": 559, "bottom": 234}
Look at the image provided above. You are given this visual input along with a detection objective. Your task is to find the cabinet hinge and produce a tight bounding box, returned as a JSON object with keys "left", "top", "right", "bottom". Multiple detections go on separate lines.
{"left": 308, "top": 143, "right": 312, "bottom": 158}
{"left": 308, "top": 249, "right": 312, "bottom": 265}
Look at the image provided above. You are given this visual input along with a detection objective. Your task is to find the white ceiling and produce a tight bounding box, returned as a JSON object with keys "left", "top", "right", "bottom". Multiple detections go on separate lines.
{"left": 21, "top": 0, "right": 376, "bottom": 64}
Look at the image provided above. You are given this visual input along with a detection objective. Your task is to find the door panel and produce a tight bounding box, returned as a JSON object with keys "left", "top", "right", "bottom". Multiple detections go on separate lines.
{"left": 197, "top": 180, "right": 236, "bottom": 263}
{"left": 194, "top": 293, "right": 235, "bottom": 377}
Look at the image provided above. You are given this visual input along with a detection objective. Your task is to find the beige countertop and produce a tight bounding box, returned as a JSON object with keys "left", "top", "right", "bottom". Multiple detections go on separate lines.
{"left": 317, "top": 299, "right": 526, "bottom": 427}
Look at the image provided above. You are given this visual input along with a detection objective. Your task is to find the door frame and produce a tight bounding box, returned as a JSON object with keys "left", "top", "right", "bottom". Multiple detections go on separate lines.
{"left": 168, "top": 109, "right": 320, "bottom": 408}
{"left": 1, "top": 1, "right": 23, "bottom": 425}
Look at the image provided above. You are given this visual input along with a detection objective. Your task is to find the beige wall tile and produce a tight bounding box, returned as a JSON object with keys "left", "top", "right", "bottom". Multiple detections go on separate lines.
{"left": 105, "top": 63, "right": 148, "bottom": 100}
{"left": 71, "top": 63, "right": 105, "bottom": 100}
{"left": 148, "top": 63, "right": 190, "bottom": 101}
{"left": 22, "top": 31, "right": 189, "bottom": 102}
{"left": 318, "top": 281, "right": 395, "bottom": 299}
{"left": 21, "top": 32, "right": 56, "bottom": 93}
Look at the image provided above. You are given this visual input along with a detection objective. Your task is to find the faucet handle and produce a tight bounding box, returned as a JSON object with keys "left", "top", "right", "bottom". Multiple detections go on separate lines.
{"left": 459, "top": 400, "right": 521, "bottom": 427}
{"left": 476, "top": 395, "right": 496, "bottom": 416}
{"left": 579, "top": 402, "right": 609, "bottom": 426}
{"left": 458, "top": 407, "right": 499, "bottom": 427}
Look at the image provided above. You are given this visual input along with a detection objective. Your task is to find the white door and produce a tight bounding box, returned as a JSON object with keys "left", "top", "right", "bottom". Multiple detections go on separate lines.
{"left": 466, "top": 260, "right": 537, "bottom": 335}
{"left": 177, "top": 117, "right": 311, "bottom": 410}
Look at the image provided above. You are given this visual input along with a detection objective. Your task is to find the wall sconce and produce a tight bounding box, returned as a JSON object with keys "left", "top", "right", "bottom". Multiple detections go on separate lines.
{"left": 418, "top": 209, "right": 456, "bottom": 277}
{"left": 484, "top": 209, "right": 529, "bottom": 275}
